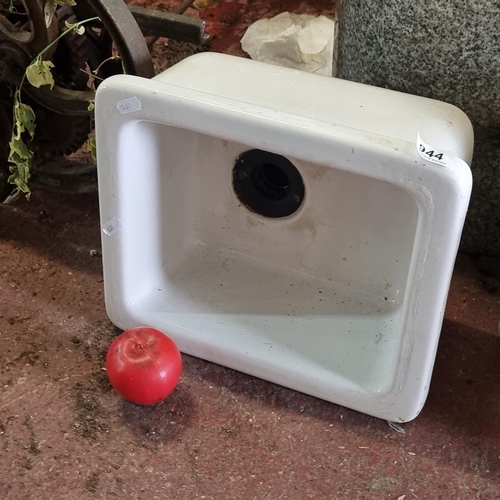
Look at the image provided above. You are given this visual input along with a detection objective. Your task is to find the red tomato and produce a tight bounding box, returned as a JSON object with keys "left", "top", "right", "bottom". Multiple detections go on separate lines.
{"left": 106, "top": 327, "right": 182, "bottom": 406}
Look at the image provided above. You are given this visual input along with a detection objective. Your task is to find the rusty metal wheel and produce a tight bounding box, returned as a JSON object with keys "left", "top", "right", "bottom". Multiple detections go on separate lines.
{"left": 1, "top": 0, "right": 206, "bottom": 194}
{"left": 0, "top": 0, "right": 156, "bottom": 194}
{"left": 0, "top": 0, "right": 59, "bottom": 57}
{"left": 22, "top": 0, "right": 155, "bottom": 114}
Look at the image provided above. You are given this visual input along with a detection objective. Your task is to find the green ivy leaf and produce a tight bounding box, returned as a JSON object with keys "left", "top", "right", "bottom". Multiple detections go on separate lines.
{"left": 64, "top": 20, "right": 85, "bottom": 35}
{"left": 7, "top": 168, "right": 30, "bottom": 194}
{"left": 8, "top": 147, "right": 23, "bottom": 165}
{"left": 8, "top": 159, "right": 29, "bottom": 182}
{"left": 45, "top": 0, "right": 78, "bottom": 29}
{"left": 7, "top": 93, "right": 35, "bottom": 202}
{"left": 14, "top": 101, "right": 36, "bottom": 139}
{"left": 86, "top": 134, "right": 97, "bottom": 163}
{"left": 44, "top": 0, "right": 57, "bottom": 28}
{"left": 5, "top": 149, "right": 32, "bottom": 203}
{"left": 4, "top": 187, "right": 23, "bottom": 204}
{"left": 8, "top": 137, "right": 34, "bottom": 162}
{"left": 26, "top": 59, "right": 55, "bottom": 89}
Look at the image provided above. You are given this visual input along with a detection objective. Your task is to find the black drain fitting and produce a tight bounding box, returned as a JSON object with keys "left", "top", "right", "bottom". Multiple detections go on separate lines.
{"left": 232, "top": 149, "right": 305, "bottom": 218}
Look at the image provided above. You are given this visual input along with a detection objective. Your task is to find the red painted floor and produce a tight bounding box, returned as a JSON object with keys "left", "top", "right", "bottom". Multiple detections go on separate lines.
{"left": 1, "top": 1, "right": 500, "bottom": 499}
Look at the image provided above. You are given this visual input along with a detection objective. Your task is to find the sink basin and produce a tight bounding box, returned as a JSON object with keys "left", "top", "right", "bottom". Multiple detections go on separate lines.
{"left": 95, "top": 53, "right": 473, "bottom": 421}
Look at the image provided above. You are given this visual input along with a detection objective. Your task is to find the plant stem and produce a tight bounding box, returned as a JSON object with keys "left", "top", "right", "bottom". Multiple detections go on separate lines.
{"left": 6, "top": 15, "right": 101, "bottom": 202}
{"left": 16, "top": 16, "right": 100, "bottom": 98}
{"left": 38, "top": 17, "right": 100, "bottom": 60}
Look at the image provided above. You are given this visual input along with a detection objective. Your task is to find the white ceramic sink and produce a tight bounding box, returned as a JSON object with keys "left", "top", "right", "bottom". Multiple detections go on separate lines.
{"left": 95, "top": 53, "right": 473, "bottom": 421}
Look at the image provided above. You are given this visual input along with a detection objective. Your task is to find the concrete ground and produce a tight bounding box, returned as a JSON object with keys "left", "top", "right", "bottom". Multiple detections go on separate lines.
{"left": 2, "top": 1, "right": 500, "bottom": 499}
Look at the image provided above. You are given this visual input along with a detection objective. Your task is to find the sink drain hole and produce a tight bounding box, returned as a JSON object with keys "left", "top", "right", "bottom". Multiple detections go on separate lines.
{"left": 233, "top": 149, "right": 304, "bottom": 218}
{"left": 252, "top": 163, "right": 289, "bottom": 200}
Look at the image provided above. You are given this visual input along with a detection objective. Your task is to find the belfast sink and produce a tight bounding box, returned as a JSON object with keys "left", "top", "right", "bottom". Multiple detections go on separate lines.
{"left": 95, "top": 53, "right": 473, "bottom": 421}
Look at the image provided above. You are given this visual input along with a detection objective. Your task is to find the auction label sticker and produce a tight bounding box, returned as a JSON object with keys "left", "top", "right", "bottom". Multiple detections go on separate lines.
{"left": 102, "top": 217, "right": 122, "bottom": 236}
{"left": 116, "top": 96, "right": 142, "bottom": 115}
{"left": 416, "top": 132, "right": 455, "bottom": 168}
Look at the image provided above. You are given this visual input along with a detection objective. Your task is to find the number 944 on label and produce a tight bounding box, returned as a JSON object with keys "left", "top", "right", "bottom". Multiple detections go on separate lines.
{"left": 416, "top": 134, "right": 451, "bottom": 167}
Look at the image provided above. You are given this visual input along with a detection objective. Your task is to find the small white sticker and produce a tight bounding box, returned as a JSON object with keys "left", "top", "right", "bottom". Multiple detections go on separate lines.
{"left": 102, "top": 217, "right": 122, "bottom": 236}
{"left": 116, "top": 96, "right": 141, "bottom": 115}
{"left": 416, "top": 132, "right": 454, "bottom": 167}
